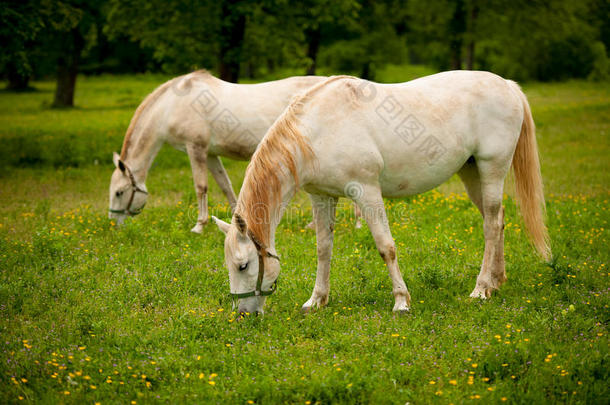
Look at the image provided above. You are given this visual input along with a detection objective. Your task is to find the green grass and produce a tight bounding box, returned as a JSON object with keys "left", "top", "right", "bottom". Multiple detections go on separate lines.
{"left": 0, "top": 70, "right": 609, "bottom": 404}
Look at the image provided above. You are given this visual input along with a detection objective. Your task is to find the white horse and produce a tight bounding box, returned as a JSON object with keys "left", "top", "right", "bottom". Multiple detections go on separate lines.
{"left": 108, "top": 70, "right": 335, "bottom": 232}
{"left": 213, "top": 71, "right": 551, "bottom": 315}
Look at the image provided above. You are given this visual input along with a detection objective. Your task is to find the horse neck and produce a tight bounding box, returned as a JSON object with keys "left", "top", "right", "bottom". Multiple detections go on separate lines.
{"left": 267, "top": 181, "right": 298, "bottom": 251}
{"left": 121, "top": 115, "right": 163, "bottom": 183}
{"left": 239, "top": 166, "right": 300, "bottom": 252}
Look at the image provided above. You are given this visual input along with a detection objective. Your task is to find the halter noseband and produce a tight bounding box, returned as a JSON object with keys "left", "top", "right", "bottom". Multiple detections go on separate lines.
{"left": 230, "top": 231, "right": 280, "bottom": 305}
{"left": 109, "top": 163, "right": 148, "bottom": 216}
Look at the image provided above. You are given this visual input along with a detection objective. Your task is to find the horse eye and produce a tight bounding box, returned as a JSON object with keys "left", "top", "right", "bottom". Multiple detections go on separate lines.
{"left": 238, "top": 263, "right": 248, "bottom": 271}
{"left": 115, "top": 191, "right": 123, "bottom": 197}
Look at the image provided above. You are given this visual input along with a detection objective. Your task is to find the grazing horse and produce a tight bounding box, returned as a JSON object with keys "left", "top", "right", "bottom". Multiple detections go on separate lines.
{"left": 213, "top": 71, "right": 551, "bottom": 315}
{"left": 108, "top": 70, "right": 330, "bottom": 232}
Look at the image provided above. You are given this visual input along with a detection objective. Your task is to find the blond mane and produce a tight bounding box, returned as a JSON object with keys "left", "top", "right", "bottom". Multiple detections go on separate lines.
{"left": 120, "top": 70, "right": 212, "bottom": 159}
{"left": 237, "top": 75, "right": 354, "bottom": 245}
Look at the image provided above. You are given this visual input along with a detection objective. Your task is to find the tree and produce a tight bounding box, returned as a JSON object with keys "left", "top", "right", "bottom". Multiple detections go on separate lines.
{"left": 275, "top": 0, "right": 360, "bottom": 76}
{"left": 0, "top": 0, "right": 75, "bottom": 90}
{"left": 107, "top": 0, "right": 254, "bottom": 82}
{"left": 218, "top": 0, "right": 248, "bottom": 82}
{"left": 49, "top": 0, "right": 107, "bottom": 107}
{"left": 316, "top": 0, "right": 408, "bottom": 80}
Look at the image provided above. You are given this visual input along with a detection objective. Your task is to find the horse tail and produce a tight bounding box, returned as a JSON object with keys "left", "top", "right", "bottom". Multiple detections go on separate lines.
{"left": 508, "top": 81, "right": 551, "bottom": 262}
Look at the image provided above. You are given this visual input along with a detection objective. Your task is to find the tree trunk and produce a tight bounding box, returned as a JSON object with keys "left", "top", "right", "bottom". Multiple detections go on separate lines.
{"left": 466, "top": 3, "right": 479, "bottom": 70}
{"left": 448, "top": 0, "right": 466, "bottom": 70}
{"left": 361, "top": 61, "right": 372, "bottom": 80}
{"left": 305, "top": 28, "right": 321, "bottom": 76}
{"left": 218, "top": 0, "right": 246, "bottom": 83}
{"left": 53, "top": 29, "right": 84, "bottom": 107}
{"left": 449, "top": 39, "right": 463, "bottom": 70}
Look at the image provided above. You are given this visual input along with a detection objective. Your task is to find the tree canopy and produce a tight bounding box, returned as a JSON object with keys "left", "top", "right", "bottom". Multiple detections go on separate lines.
{"left": 2, "top": 0, "right": 608, "bottom": 100}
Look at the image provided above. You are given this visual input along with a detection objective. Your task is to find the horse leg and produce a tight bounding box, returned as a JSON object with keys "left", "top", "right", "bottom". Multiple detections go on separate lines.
{"left": 208, "top": 155, "right": 237, "bottom": 211}
{"left": 306, "top": 200, "right": 361, "bottom": 230}
{"left": 186, "top": 143, "right": 209, "bottom": 234}
{"left": 302, "top": 194, "right": 338, "bottom": 313}
{"left": 357, "top": 185, "right": 410, "bottom": 312}
{"left": 457, "top": 160, "right": 484, "bottom": 216}
{"left": 469, "top": 160, "right": 508, "bottom": 298}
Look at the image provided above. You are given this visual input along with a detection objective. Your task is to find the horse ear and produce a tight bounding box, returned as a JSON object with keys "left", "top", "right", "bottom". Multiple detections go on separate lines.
{"left": 212, "top": 216, "right": 231, "bottom": 234}
{"left": 233, "top": 213, "right": 247, "bottom": 235}
{"left": 113, "top": 152, "right": 126, "bottom": 172}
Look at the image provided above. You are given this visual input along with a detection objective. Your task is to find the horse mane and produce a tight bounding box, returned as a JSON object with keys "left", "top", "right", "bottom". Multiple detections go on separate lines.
{"left": 120, "top": 69, "right": 213, "bottom": 160}
{"left": 237, "top": 75, "right": 355, "bottom": 245}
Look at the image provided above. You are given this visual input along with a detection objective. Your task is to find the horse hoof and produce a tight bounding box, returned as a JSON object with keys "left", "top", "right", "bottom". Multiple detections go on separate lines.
{"left": 301, "top": 306, "right": 312, "bottom": 314}
{"left": 393, "top": 307, "right": 411, "bottom": 315}
{"left": 191, "top": 223, "right": 204, "bottom": 234}
{"left": 469, "top": 289, "right": 489, "bottom": 299}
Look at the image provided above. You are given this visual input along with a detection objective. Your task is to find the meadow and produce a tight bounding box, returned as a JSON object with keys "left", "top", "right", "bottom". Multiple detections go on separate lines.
{"left": 0, "top": 67, "right": 608, "bottom": 404}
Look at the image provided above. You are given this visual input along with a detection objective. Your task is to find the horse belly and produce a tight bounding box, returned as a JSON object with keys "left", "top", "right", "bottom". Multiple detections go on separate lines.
{"left": 378, "top": 135, "right": 470, "bottom": 198}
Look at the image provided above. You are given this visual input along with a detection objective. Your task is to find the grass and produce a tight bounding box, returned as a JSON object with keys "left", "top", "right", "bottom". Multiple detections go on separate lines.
{"left": 0, "top": 69, "right": 609, "bottom": 404}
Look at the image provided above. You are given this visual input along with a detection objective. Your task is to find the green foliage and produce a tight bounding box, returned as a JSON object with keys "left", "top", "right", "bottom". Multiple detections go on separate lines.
{"left": 106, "top": 0, "right": 220, "bottom": 73}
{"left": 0, "top": 0, "right": 83, "bottom": 87}
{"left": 406, "top": 0, "right": 609, "bottom": 81}
{"left": 318, "top": 1, "right": 407, "bottom": 79}
{"left": 3, "top": 0, "right": 609, "bottom": 87}
{"left": 0, "top": 73, "right": 609, "bottom": 403}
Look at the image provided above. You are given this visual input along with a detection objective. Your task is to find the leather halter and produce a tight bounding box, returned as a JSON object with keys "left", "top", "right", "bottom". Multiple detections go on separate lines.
{"left": 109, "top": 163, "right": 148, "bottom": 216}
{"left": 230, "top": 230, "right": 280, "bottom": 303}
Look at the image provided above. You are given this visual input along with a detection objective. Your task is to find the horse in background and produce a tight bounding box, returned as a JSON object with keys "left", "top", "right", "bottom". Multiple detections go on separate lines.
{"left": 109, "top": 71, "right": 363, "bottom": 232}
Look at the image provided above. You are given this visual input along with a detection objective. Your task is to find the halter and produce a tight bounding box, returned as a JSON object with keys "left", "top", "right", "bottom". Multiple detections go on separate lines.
{"left": 109, "top": 163, "right": 148, "bottom": 216}
{"left": 230, "top": 231, "right": 280, "bottom": 306}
